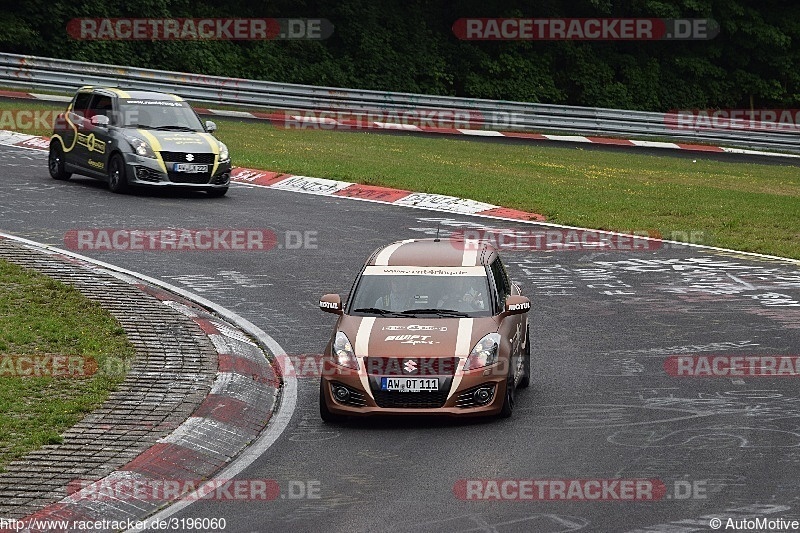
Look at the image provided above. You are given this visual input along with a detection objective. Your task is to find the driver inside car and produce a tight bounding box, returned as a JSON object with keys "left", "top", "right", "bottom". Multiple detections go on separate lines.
{"left": 375, "top": 277, "right": 413, "bottom": 311}
{"left": 437, "top": 277, "right": 486, "bottom": 311}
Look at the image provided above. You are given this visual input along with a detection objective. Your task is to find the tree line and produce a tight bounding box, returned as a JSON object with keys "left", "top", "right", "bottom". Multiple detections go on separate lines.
{"left": 1, "top": 0, "right": 797, "bottom": 111}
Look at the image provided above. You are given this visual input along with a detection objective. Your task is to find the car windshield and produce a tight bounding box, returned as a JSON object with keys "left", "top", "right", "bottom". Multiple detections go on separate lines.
{"left": 115, "top": 99, "right": 205, "bottom": 131}
{"left": 350, "top": 273, "right": 492, "bottom": 317}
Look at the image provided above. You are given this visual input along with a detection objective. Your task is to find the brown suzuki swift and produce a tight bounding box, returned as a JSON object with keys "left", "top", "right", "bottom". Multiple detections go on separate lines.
{"left": 318, "top": 237, "right": 531, "bottom": 421}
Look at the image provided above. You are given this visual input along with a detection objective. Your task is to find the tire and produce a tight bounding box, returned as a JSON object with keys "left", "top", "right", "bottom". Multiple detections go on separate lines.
{"left": 48, "top": 143, "right": 71, "bottom": 180}
{"left": 319, "top": 382, "right": 346, "bottom": 423}
{"left": 498, "top": 374, "right": 515, "bottom": 418}
{"left": 206, "top": 187, "right": 228, "bottom": 198}
{"left": 107, "top": 154, "right": 129, "bottom": 194}
{"left": 518, "top": 325, "right": 531, "bottom": 389}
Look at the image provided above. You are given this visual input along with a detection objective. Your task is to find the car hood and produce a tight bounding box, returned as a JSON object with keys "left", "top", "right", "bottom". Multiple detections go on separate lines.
{"left": 337, "top": 315, "right": 499, "bottom": 358}
{"left": 127, "top": 128, "right": 220, "bottom": 154}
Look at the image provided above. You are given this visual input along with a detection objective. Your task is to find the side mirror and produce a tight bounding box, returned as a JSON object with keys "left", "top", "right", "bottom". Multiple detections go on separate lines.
{"left": 502, "top": 295, "right": 531, "bottom": 316}
{"left": 91, "top": 115, "right": 110, "bottom": 127}
{"left": 205, "top": 120, "right": 217, "bottom": 133}
{"left": 319, "top": 294, "right": 343, "bottom": 315}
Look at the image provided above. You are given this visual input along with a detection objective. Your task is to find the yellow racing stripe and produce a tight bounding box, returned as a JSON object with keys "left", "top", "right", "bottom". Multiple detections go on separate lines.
{"left": 59, "top": 111, "right": 79, "bottom": 152}
{"left": 198, "top": 132, "right": 221, "bottom": 176}
{"left": 136, "top": 129, "right": 168, "bottom": 173}
{"left": 106, "top": 88, "right": 131, "bottom": 98}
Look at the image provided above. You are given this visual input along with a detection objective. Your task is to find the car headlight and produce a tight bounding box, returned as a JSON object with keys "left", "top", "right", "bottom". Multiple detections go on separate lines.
{"left": 463, "top": 333, "right": 501, "bottom": 371}
{"left": 218, "top": 141, "right": 229, "bottom": 162}
{"left": 124, "top": 135, "right": 156, "bottom": 159}
{"left": 332, "top": 331, "right": 358, "bottom": 370}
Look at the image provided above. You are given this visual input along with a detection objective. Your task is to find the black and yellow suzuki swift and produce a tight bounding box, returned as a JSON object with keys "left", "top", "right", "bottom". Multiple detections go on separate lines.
{"left": 48, "top": 86, "right": 231, "bottom": 196}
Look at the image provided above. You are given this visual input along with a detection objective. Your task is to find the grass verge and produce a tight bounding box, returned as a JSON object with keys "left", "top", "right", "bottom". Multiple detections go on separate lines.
{"left": 0, "top": 259, "right": 134, "bottom": 470}
{"left": 1, "top": 98, "right": 798, "bottom": 259}
{"left": 222, "top": 123, "right": 800, "bottom": 260}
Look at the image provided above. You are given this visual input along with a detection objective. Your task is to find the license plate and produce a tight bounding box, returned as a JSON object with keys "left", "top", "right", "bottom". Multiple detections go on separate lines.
{"left": 173, "top": 163, "right": 208, "bottom": 173}
{"left": 380, "top": 377, "right": 439, "bottom": 392}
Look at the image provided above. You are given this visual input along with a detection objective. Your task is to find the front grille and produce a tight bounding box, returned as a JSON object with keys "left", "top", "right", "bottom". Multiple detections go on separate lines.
{"left": 159, "top": 152, "right": 216, "bottom": 164}
{"left": 330, "top": 382, "right": 367, "bottom": 407}
{"left": 161, "top": 152, "right": 215, "bottom": 184}
{"left": 372, "top": 390, "right": 448, "bottom": 409}
{"left": 365, "top": 357, "right": 459, "bottom": 376}
{"left": 456, "top": 384, "right": 496, "bottom": 408}
{"left": 167, "top": 171, "right": 212, "bottom": 184}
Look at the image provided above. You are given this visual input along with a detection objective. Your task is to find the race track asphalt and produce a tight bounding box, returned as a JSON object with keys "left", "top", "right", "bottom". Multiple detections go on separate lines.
{"left": 1, "top": 144, "right": 799, "bottom": 532}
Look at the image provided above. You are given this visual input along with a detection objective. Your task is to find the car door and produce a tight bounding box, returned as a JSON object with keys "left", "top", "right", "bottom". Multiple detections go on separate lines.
{"left": 80, "top": 92, "right": 114, "bottom": 175}
{"left": 499, "top": 258, "right": 527, "bottom": 361}
{"left": 504, "top": 260, "right": 528, "bottom": 354}
{"left": 490, "top": 257, "right": 525, "bottom": 381}
{"left": 61, "top": 90, "right": 92, "bottom": 169}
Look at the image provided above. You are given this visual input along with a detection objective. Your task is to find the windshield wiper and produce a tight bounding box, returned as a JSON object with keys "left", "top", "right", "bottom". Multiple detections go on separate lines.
{"left": 399, "top": 308, "right": 471, "bottom": 317}
{"left": 152, "top": 125, "right": 197, "bottom": 131}
{"left": 352, "top": 307, "right": 409, "bottom": 317}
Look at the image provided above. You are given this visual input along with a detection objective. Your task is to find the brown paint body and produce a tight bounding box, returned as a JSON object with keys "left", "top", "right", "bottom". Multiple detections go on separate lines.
{"left": 321, "top": 238, "right": 530, "bottom": 417}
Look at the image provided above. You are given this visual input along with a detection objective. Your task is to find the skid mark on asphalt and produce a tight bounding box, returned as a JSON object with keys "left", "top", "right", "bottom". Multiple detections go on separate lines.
{"left": 399, "top": 512, "right": 590, "bottom": 533}
{"left": 288, "top": 406, "right": 341, "bottom": 442}
{"left": 608, "top": 427, "right": 800, "bottom": 448}
{"left": 516, "top": 404, "right": 708, "bottom": 430}
{"left": 612, "top": 389, "right": 800, "bottom": 421}
{"left": 166, "top": 271, "right": 274, "bottom": 292}
{"left": 598, "top": 341, "right": 762, "bottom": 359}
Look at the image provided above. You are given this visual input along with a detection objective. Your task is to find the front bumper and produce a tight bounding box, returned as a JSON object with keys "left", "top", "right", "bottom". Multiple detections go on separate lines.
{"left": 123, "top": 153, "right": 231, "bottom": 188}
{"left": 320, "top": 360, "right": 509, "bottom": 417}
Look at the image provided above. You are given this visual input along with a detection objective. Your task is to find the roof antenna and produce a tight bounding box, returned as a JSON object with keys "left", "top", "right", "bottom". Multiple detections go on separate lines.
{"left": 434, "top": 223, "right": 441, "bottom": 242}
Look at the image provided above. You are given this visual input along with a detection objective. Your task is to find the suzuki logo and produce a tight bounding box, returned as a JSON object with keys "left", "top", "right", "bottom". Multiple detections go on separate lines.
{"left": 403, "top": 359, "right": 418, "bottom": 373}
{"left": 185, "top": 153, "right": 194, "bottom": 162}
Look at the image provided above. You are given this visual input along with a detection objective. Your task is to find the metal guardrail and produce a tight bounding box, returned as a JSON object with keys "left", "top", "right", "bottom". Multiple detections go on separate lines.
{"left": 1, "top": 52, "right": 798, "bottom": 153}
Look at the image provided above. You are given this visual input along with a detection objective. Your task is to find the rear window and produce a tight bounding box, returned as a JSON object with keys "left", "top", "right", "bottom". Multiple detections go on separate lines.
{"left": 71, "top": 92, "right": 92, "bottom": 115}
{"left": 490, "top": 258, "right": 511, "bottom": 309}
{"left": 88, "top": 94, "right": 113, "bottom": 119}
